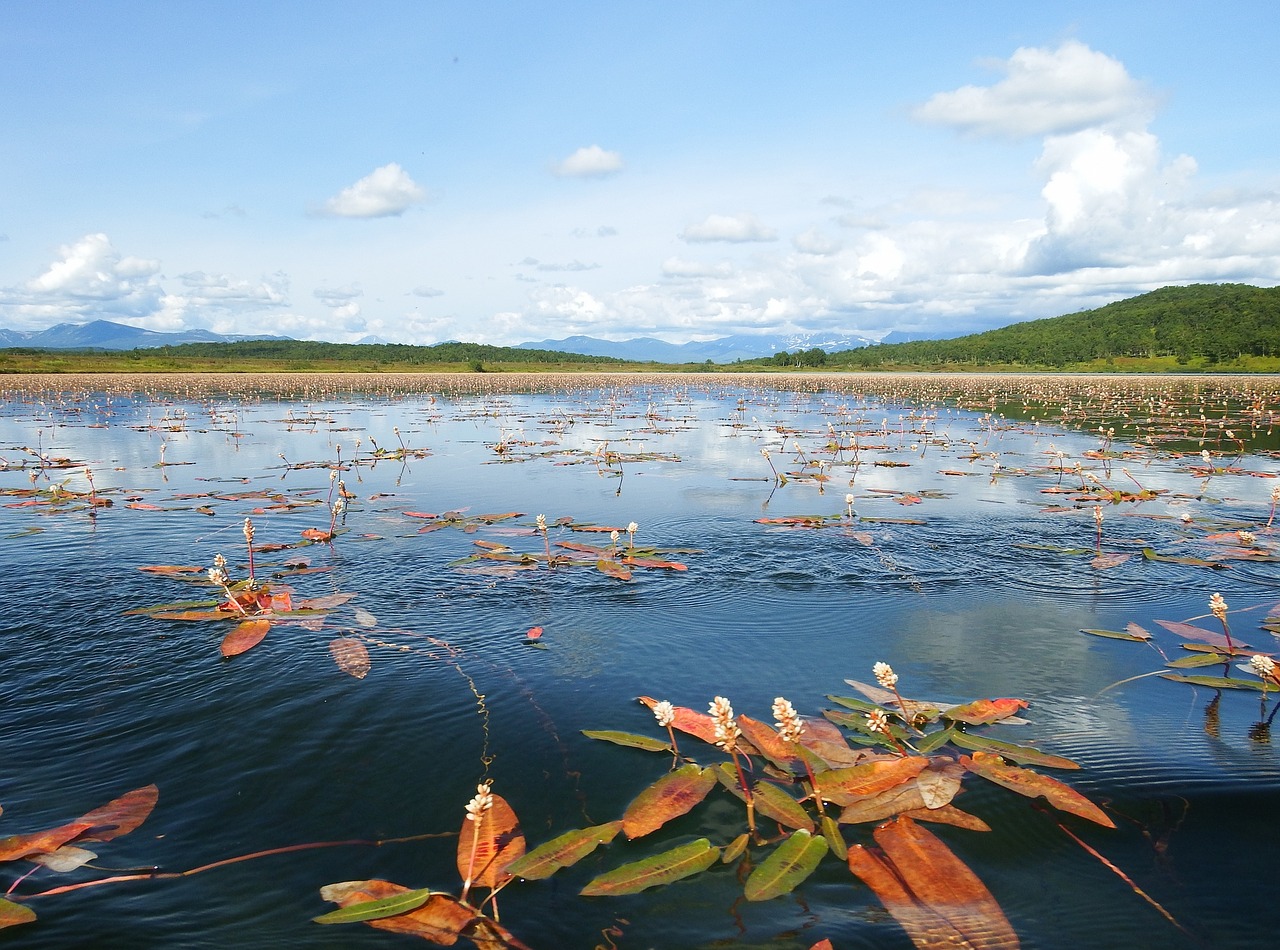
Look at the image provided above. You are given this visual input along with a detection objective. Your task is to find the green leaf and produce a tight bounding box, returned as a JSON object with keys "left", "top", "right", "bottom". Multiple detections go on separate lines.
{"left": 580, "top": 730, "right": 672, "bottom": 753}
{"left": 949, "top": 730, "right": 1079, "bottom": 769}
{"left": 820, "top": 814, "right": 847, "bottom": 860}
{"left": 914, "top": 725, "right": 957, "bottom": 754}
{"left": 312, "top": 887, "right": 434, "bottom": 924}
{"left": 743, "top": 830, "right": 828, "bottom": 901}
{"left": 504, "top": 822, "right": 623, "bottom": 880}
{"left": 711, "top": 764, "right": 815, "bottom": 832}
{"left": 1165, "top": 652, "right": 1229, "bottom": 668}
{"left": 1142, "top": 547, "right": 1230, "bottom": 568}
{"left": 825, "top": 694, "right": 883, "bottom": 713}
{"left": 580, "top": 838, "right": 719, "bottom": 896}
{"left": 1160, "top": 673, "right": 1266, "bottom": 690}
{"left": 0, "top": 898, "right": 36, "bottom": 930}
{"left": 1080, "top": 627, "right": 1151, "bottom": 642}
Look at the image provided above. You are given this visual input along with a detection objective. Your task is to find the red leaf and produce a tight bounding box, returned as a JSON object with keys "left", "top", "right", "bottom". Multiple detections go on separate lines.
{"left": 526, "top": 626, "right": 543, "bottom": 640}
{"left": 75, "top": 785, "right": 159, "bottom": 843}
{"left": 456, "top": 793, "right": 525, "bottom": 891}
{"left": 943, "top": 698, "right": 1029, "bottom": 725}
{"left": 221, "top": 619, "right": 270, "bottom": 658}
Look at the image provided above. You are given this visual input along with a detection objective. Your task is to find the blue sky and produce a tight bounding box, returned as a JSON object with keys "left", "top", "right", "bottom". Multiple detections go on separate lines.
{"left": 2, "top": 2, "right": 1278, "bottom": 345}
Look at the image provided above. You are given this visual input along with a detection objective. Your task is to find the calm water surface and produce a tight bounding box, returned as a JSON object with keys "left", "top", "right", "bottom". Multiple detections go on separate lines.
{"left": 0, "top": 374, "right": 1277, "bottom": 949}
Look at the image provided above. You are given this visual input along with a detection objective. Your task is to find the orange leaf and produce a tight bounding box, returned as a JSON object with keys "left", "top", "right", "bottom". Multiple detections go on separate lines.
{"left": 74, "top": 785, "right": 159, "bottom": 843}
{"left": 943, "top": 698, "right": 1029, "bottom": 725}
{"left": 621, "top": 556, "right": 688, "bottom": 571}
{"left": 819, "top": 757, "right": 930, "bottom": 806}
{"left": 296, "top": 592, "right": 358, "bottom": 610}
{"left": 898, "top": 805, "right": 992, "bottom": 832}
{"left": 221, "top": 619, "right": 270, "bottom": 658}
{"left": 737, "top": 715, "right": 803, "bottom": 772}
{"left": 595, "top": 559, "right": 632, "bottom": 580}
{"left": 456, "top": 793, "right": 525, "bottom": 892}
{"left": 525, "top": 626, "right": 543, "bottom": 640}
{"left": 848, "top": 815, "right": 1019, "bottom": 949}
{"left": 329, "top": 639, "right": 371, "bottom": 679}
{"left": 301, "top": 528, "right": 334, "bottom": 541}
{"left": 622, "top": 764, "right": 716, "bottom": 838}
{"left": 962, "top": 753, "right": 1114, "bottom": 827}
{"left": 0, "top": 822, "right": 93, "bottom": 862}
{"left": 137, "top": 565, "right": 204, "bottom": 575}
{"left": 125, "top": 502, "right": 164, "bottom": 511}
{"left": 636, "top": 697, "right": 761, "bottom": 756}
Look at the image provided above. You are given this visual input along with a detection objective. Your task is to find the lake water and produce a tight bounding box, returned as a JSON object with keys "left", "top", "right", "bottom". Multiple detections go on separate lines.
{"left": 1, "top": 372, "right": 1277, "bottom": 949}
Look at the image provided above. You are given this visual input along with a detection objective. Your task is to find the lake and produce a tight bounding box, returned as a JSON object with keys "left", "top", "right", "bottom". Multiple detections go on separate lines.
{"left": 1, "top": 372, "right": 1277, "bottom": 949}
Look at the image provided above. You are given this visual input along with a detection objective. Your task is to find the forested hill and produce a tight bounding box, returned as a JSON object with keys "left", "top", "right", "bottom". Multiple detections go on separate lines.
{"left": 151, "top": 339, "right": 626, "bottom": 366}
{"left": 828, "top": 283, "right": 1280, "bottom": 368}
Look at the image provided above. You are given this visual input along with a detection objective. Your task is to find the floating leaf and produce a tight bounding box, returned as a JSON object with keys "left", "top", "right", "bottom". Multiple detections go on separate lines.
{"left": 504, "top": 821, "right": 623, "bottom": 880}
{"left": 817, "top": 757, "right": 929, "bottom": 806}
{"left": 948, "top": 731, "right": 1079, "bottom": 770}
{"left": 580, "top": 838, "right": 718, "bottom": 897}
{"left": 0, "top": 898, "right": 35, "bottom": 930}
{"left": 296, "top": 592, "right": 358, "bottom": 610}
{"left": 456, "top": 792, "right": 525, "bottom": 891}
{"left": 137, "top": 565, "right": 204, "bottom": 576}
{"left": 1165, "top": 652, "right": 1228, "bottom": 669}
{"left": 329, "top": 638, "right": 371, "bottom": 679}
{"left": 1142, "top": 547, "right": 1230, "bottom": 569}
{"left": 916, "top": 759, "right": 965, "bottom": 809}
{"left": 712, "top": 764, "right": 815, "bottom": 832}
{"left": 595, "top": 558, "right": 632, "bottom": 581}
{"left": 220, "top": 619, "right": 270, "bottom": 658}
{"left": 30, "top": 845, "right": 98, "bottom": 872}
{"left": 353, "top": 607, "right": 378, "bottom": 628}
{"left": 1091, "top": 552, "right": 1131, "bottom": 569}
{"left": 899, "top": 804, "right": 992, "bottom": 832}
{"left": 837, "top": 778, "right": 929, "bottom": 825}
{"left": 622, "top": 763, "right": 715, "bottom": 838}
{"left": 962, "top": 752, "right": 1113, "bottom": 827}
{"left": 316, "top": 881, "right": 478, "bottom": 942}
{"left": 737, "top": 715, "right": 802, "bottom": 772}
{"left": 76, "top": 784, "right": 159, "bottom": 842}
{"left": 525, "top": 625, "right": 543, "bottom": 640}
{"left": 1153, "top": 619, "right": 1243, "bottom": 651}
{"left": 1160, "top": 673, "right": 1266, "bottom": 690}
{"left": 581, "top": 730, "right": 672, "bottom": 753}
{"left": 1081, "top": 627, "right": 1151, "bottom": 642}
{"left": 313, "top": 886, "right": 434, "bottom": 924}
{"left": 943, "top": 698, "right": 1029, "bottom": 725}
{"left": 847, "top": 816, "right": 1019, "bottom": 950}
{"left": 744, "top": 830, "right": 829, "bottom": 901}
{"left": 0, "top": 821, "right": 92, "bottom": 862}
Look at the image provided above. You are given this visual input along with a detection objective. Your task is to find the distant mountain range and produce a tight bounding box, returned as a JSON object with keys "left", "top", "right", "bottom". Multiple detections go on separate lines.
{"left": 0, "top": 320, "right": 954, "bottom": 362}
{"left": 0, "top": 319, "right": 289, "bottom": 350}
{"left": 515, "top": 332, "right": 885, "bottom": 363}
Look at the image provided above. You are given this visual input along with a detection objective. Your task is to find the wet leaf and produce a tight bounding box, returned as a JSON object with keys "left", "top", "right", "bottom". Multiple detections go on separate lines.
{"left": 525, "top": 626, "right": 543, "bottom": 640}
{"left": 137, "top": 565, "right": 205, "bottom": 576}
{"left": 595, "top": 558, "right": 632, "bottom": 581}
{"left": 581, "top": 730, "right": 672, "bottom": 753}
{"left": 818, "top": 757, "right": 930, "bottom": 806}
{"left": 76, "top": 784, "right": 159, "bottom": 842}
{"left": 317, "top": 880, "right": 476, "bottom": 942}
{"left": 712, "top": 764, "right": 815, "bottom": 832}
{"left": 30, "top": 845, "right": 98, "bottom": 872}
{"left": 1081, "top": 627, "right": 1151, "bottom": 642}
{"left": 1141, "top": 547, "right": 1230, "bottom": 569}
{"left": 943, "top": 699, "right": 1029, "bottom": 726}
{"left": 504, "top": 821, "right": 623, "bottom": 880}
{"left": 948, "top": 731, "right": 1079, "bottom": 770}
{"left": 296, "top": 592, "right": 358, "bottom": 610}
{"left": 622, "top": 763, "right": 716, "bottom": 838}
{"left": 0, "top": 821, "right": 93, "bottom": 862}
{"left": 456, "top": 792, "right": 525, "bottom": 891}
{"left": 847, "top": 816, "right": 1019, "bottom": 950}
{"left": 744, "top": 830, "right": 828, "bottom": 901}
{"left": 1160, "top": 673, "right": 1266, "bottom": 690}
{"left": 313, "top": 886, "right": 435, "bottom": 923}
{"left": 1165, "top": 652, "right": 1228, "bottom": 669}
{"left": 963, "top": 752, "right": 1113, "bottom": 827}
{"left": 898, "top": 804, "right": 992, "bottom": 832}
{"left": 737, "top": 715, "right": 803, "bottom": 772}
{"left": 916, "top": 759, "right": 964, "bottom": 809}
{"left": 1091, "top": 552, "right": 1131, "bottom": 569}
{"left": 353, "top": 607, "right": 378, "bottom": 628}
{"left": 635, "top": 697, "right": 760, "bottom": 755}
{"left": 221, "top": 619, "right": 270, "bottom": 658}
{"left": 580, "top": 838, "right": 718, "bottom": 897}
{"left": 329, "top": 638, "right": 371, "bottom": 679}
{"left": 0, "top": 898, "right": 35, "bottom": 930}
{"left": 1153, "top": 619, "right": 1243, "bottom": 651}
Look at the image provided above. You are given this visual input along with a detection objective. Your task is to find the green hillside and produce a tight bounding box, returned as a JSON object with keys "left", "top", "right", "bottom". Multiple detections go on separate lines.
{"left": 828, "top": 283, "right": 1280, "bottom": 369}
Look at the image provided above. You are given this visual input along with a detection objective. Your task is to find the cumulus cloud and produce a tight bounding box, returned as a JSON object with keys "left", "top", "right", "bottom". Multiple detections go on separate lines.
{"left": 679, "top": 212, "right": 778, "bottom": 243}
{"left": 913, "top": 40, "right": 1157, "bottom": 138}
{"left": 321, "top": 163, "right": 427, "bottom": 218}
{"left": 792, "top": 229, "right": 842, "bottom": 256}
{"left": 553, "top": 145, "right": 624, "bottom": 178}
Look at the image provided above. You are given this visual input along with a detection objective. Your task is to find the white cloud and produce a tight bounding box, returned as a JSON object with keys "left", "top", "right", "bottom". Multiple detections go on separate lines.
{"left": 661, "top": 257, "right": 734, "bottom": 279}
{"left": 553, "top": 145, "right": 624, "bottom": 179}
{"left": 680, "top": 212, "right": 778, "bottom": 243}
{"left": 321, "top": 163, "right": 427, "bottom": 218}
{"left": 792, "top": 229, "right": 842, "bottom": 256}
{"left": 412, "top": 285, "right": 444, "bottom": 298}
{"left": 913, "top": 40, "right": 1157, "bottom": 138}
